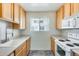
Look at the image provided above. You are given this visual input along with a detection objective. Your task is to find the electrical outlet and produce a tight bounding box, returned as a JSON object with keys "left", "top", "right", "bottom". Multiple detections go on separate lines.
{"left": 76, "top": 34, "right": 79, "bottom": 39}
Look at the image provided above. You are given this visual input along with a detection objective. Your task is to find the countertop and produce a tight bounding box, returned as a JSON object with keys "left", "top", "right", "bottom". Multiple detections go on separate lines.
{"left": 0, "top": 36, "right": 30, "bottom": 56}
{"left": 51, "top": 35, "right": 66, "bottom": 40}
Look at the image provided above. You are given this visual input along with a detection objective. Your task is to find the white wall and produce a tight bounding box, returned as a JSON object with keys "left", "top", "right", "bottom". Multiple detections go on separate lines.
{"left": 27, "top": 12, "right": 60, "bottom": 50}
{"left": 27, "top": 12, "right": 60, "bottom": 34}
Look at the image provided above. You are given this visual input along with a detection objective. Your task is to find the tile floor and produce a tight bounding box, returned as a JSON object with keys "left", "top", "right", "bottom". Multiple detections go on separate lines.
{"left": 28, "top": 50, "right": 53, "bottom": 56}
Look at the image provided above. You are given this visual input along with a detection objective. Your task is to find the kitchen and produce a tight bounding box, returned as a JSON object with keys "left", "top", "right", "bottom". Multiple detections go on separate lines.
{"left": 0, "top": 3, "right": 79, "bottom": 56}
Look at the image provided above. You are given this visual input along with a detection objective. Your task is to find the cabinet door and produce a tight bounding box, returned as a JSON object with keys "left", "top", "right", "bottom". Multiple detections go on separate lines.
{"left": 11, "top": 3, "right": 14, "bottom": 22}
{"left": 51, "top": 37, "right": 55, "bottom": 55}
{"left": 22, "top": 10, "right": 26, "bottom": 29}
{"left": 14, "top": 4, "right": 20, "bottom": 24}
{"left": 2, "top": 3, "right": 12, "bottom": 22}
{"left": 59, "top": 6, "right": 64, "bottom": 21}
{"left": 56, "top": 6, "right": 64, "bottom": 29}
{"left": 15, "top": 42, "right": 26, "bottom": 56}
{"left": 71, "top": 3, "right": 74, "bottom": 16}
{"left": 64, "top": 3, "right": 71, "bottom": 18}
{"left": 23, "top": 45, "right": 27, "bottom": 56}
{"left": 20, "top": 7, "right": 23, "bottom": 29}
{"left": 22, "top": 41, "right": 27, "bottom": 56}
{"left": 56, "top": 10, "right": 60, "bottom": 29}
{"left": 16, "top": 50, "right": 23, "bottom": 56}
{"left": 15, "top": 45, "right": 23, "bottom": 55}
{"left": 71, "top": 3, "right": 79, "bottom": 15}
{"left": 26, "top": 38, "right": 31, "bottom": 55}
{"left": 20, "top": 7, "right": 26, "bottom": 29}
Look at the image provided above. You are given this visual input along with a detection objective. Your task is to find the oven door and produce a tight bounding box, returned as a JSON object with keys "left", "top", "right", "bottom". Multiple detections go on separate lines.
{"left": 57, "top": 45, "right": 65, "bottom": 56}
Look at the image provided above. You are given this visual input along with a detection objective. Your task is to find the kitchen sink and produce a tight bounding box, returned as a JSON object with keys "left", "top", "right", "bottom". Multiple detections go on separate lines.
{"left": 0, "top": 40, "right": 14, "bottom": 47}
{"left": 0, "top": 39, "right": 20, "bottom": 47}
{"left": 0, "top": 39, "right": 21, "bottom": 47}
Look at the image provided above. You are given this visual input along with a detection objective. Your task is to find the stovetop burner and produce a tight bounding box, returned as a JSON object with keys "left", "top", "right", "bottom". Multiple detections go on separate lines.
{"left": 73, "top": 43, "right": 79, "bottom": 46}
{"left": 59, "top": 39, "right": 70, "bottom": 42}
{"left": 59, "top": 40, "right": 65, "bottom": 42}
{"left": 66, "top": 44, "right": 74, "bottom": 47}
{"left": 65, "top": 39, "right": 70, "bottom": 41}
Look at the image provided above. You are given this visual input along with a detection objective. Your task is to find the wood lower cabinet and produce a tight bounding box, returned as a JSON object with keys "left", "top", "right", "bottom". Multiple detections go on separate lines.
{"left": 23, "top": 45, "right": 27, "bottom": 56}
{"left": 15, "top": 50, "right": 23, "bottom": 56}
{"left": 15, "top": 42, "right": 26, "bottom": 56}
{"left": 15, "top": 38, "right": 31, "bottom": 56}
{"left": 51, "top": 37, "right": 56, "bottom": 56}
{"left": 26, "top": 37, "right": 31, "bottom": 55}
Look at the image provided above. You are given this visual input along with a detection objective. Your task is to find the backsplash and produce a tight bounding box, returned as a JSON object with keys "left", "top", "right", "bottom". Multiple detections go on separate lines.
{"left": 0, "top": 20, "right": 27, "bottom": 43}
{"left": 19, "top": 29, "right": 28, "bottom": 36}
{"left": 0, "top": 21, "right": 7, "bottom": 42}
{"left": 13, "top": 29, "right": 20, "bottom": 38}
{"left": 61, "top": 29, "right": 79, "bottom": 38}
{"left": 7, "top": 29, "right": 27, "bottom": 39}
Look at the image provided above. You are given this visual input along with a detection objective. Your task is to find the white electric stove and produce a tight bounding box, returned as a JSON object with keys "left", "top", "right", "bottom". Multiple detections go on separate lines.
{"left": 56, "top": 36, "right": 79, "bottom": 56}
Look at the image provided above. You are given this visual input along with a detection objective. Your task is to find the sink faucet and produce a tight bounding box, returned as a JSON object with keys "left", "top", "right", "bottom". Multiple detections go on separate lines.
{"left": 0, "top": 39, "right": 8, "bottom": 44}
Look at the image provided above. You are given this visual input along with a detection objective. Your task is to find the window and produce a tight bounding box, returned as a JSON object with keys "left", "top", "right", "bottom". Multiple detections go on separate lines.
{"left": 30, "top": 17, "right": 49, "bottom": 31}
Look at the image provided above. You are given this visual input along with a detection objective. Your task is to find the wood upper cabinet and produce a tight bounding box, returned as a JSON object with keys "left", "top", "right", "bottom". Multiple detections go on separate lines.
{"left": 56, "top": 10, "right": 60, "bottom": 29}
{"left": 71, "top": 3, "right": 79, "bottom": 16}
{"left": 59, "top": 6, "right": 64, "bottom": 20}
{"left": 64, "top": 3, "right": 71, "bottom": 18}
{"left": 20, "top": 7, "right": 26, "bottom": 29}
{"left": 56, "top": 6, "right": 64, "bottom": 29}
{"left": 22, "top": 10, "right": 26, "bottom": 29}
{"left": 51, "top": 37, "right": 56, "bottom": 55}
{"left": 56, "top": 3, "right": 79, "bottom": 29}
{"left": 0, "top": 3, "right": 13, "bottom": 22}
{"left": 13, "top": 4, "right": 20, "bottom": 24}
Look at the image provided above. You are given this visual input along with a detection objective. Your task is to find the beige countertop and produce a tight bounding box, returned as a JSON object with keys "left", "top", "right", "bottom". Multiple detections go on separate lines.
{"left": 51, "top": 35, "right": 66, "bottom": 41}
{"left": 0, "top": 36, "right": 30, "bottom": 56}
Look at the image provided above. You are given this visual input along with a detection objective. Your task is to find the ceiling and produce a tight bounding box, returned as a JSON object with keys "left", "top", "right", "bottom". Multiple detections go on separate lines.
{"left": 20, "top": 3, "right": 63, "bottom": 12}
